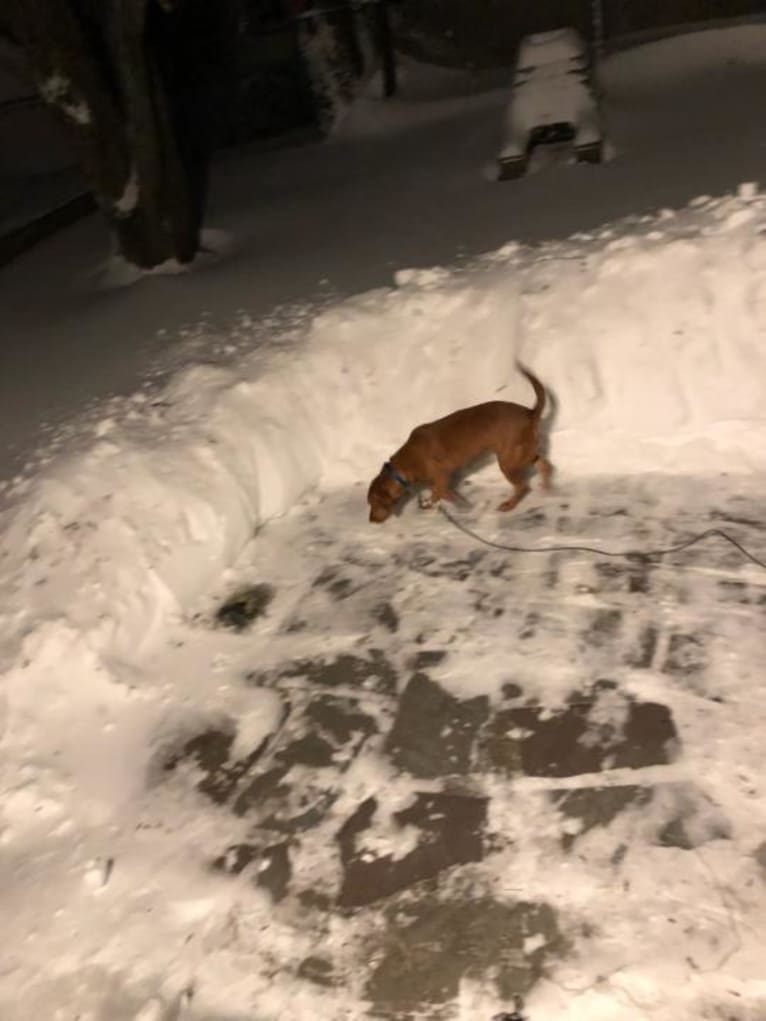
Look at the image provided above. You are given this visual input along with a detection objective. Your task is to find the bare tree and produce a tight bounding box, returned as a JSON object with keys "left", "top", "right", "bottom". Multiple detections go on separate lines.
{"left": 4, "top": 0, "right": 203, "bottom": 268}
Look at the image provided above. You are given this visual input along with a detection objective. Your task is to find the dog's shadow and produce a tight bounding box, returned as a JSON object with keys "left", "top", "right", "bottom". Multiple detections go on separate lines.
{"left": 391, "top": 453, "right": 509, "bottom": 518}
{"left": 451, "top": 453, "right": 496, "bottom": 508}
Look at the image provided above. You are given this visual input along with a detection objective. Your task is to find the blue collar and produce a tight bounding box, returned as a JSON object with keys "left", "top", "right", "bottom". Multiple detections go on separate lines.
{"left": 383, "top": 461, "right": 410, "bottom": 489}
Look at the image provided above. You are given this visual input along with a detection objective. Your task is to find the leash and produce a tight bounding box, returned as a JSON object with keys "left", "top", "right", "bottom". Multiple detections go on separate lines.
{"left": 438, "top": 505, "right": 766, "bottom": 571}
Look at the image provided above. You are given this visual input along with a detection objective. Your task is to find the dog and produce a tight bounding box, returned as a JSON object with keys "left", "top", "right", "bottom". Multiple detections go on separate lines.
{"left": 367, "top": 363, "right": 553, "bottom": 523}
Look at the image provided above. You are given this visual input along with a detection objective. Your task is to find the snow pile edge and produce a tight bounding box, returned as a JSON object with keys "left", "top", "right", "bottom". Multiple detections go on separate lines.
{"left": 2, "top": 189, "right": 766, "bottom": 668}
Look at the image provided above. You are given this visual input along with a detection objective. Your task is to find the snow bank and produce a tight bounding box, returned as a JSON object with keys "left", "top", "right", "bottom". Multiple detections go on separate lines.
{"left": 604, "top": 21, "right": 766, "bottom": 91}
{"left": 1, "top": 190, "right": 766, "bottom": 670}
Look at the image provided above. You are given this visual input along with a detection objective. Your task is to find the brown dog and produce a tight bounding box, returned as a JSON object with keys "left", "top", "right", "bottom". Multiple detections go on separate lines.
{"left": 367, "top": 364, "right": 552, "bottom": 523}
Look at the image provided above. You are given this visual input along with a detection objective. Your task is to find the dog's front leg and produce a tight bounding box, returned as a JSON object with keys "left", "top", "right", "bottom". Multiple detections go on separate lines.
{"left": 419, "top": 479, "right": 440, "bottom": 509}
{"left": 422, "top": 474, "right": 459, "bottom": 510}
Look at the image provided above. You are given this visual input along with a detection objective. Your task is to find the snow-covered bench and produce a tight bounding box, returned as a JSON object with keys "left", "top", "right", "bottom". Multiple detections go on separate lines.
{"left": 497, "top": 27, "right": 603, "bottom": 180}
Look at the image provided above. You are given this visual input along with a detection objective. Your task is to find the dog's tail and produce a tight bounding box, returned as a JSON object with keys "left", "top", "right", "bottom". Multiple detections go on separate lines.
{"left": 515, "top": 361, "right": 546, "bottom": 421}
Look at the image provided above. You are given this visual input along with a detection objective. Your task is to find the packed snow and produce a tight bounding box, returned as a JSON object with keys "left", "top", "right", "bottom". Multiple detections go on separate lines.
{"left": 1, "top": 22, "right": 766, "bottom": 1021}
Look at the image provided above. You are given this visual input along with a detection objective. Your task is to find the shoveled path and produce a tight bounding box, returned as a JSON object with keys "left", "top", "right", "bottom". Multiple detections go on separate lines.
{"left": 159, "top": 474, "right": 766, "bottom": 1020}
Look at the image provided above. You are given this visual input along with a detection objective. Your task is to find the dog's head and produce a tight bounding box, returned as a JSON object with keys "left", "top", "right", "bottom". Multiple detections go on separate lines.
{"left": 367, "top": 469, "right": 406, "bottom": 523}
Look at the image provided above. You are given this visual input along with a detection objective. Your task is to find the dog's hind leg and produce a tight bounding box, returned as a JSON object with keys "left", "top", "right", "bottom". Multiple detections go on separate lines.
{"left": 496, "top": 460, "right": 530, "bottom": 512}
{"left": 535, "top": 455, "right": 554, "bottom": 493}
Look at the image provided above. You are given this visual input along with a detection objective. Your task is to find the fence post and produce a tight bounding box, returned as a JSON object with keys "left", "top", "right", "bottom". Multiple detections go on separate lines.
{"left": 592, "top": 0, "right": 605, "bottom": 60}
{"left": 373, "top": 0, "right": 396, "bottom": 97}
{"left": 339, "top": 0, "right": 364, "bottom": 78}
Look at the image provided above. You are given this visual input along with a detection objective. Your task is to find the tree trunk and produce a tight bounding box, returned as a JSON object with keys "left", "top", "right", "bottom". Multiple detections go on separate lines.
{"left": 112, "top": 0, "right": 199, "bottom": 264}
{"left": 5, "top": 0, "right": 201, "bottom": 268}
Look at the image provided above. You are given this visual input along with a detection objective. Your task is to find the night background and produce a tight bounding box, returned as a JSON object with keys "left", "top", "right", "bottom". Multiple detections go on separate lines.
{"left": 1, "top": 3, "right": 766, "bottom": 1020}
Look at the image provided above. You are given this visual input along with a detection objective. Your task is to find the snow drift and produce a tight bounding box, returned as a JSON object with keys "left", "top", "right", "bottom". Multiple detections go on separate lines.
{"left": 1, "top": 189, "right": 766, "bottom": 669}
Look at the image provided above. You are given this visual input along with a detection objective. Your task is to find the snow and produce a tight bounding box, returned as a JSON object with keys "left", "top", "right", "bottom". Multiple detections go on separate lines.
{"left": 1, "top": 21, "right": 766, "bottom": 1021}
{"left": 114, "top": 165, "right": 139, "bottom": 217}
{"left": 516, "top": 28, "right": 587, "bottom": 71}
{"left": 100, "top": 228, "right": 234, "bottom": 288}
{"left": 299, "top": 14, "right": 354, "bottom": 131}
{"left": 501, "top": 73, "right": 599, "bottom": 157}
{"left": 501, "top": 27, "right": 600, "bottom": 157}
{"left": 605, "top": 21, "right": 766, "bottom": 87}
{"left": 39, "top": 71, "right": 92, "bottom": 126}
{"left": 2, "top": 189, "right": 765, "bottom": 670}
{"left": 5, "top": 24, "right": 766, "bottom": 480}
